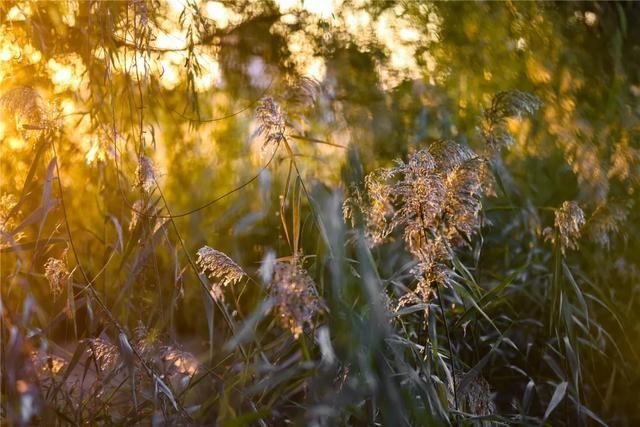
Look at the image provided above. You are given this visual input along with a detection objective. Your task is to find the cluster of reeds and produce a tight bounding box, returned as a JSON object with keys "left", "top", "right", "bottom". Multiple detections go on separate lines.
{"left": 1, "top": 3, "right": 636, "bottom": 426}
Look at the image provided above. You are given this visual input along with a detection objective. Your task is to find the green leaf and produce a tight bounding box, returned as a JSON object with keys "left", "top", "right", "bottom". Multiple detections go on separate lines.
{"left": 522, "top": 379, "right": 535, "bottom": 413}
{"left": 543, "top": 381, "right": 568, "bottom": 422}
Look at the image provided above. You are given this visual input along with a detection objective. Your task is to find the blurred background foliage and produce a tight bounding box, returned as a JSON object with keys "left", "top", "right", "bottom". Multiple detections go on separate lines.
{"left": 1, "top": 0, "right": 640, "bottom": 425}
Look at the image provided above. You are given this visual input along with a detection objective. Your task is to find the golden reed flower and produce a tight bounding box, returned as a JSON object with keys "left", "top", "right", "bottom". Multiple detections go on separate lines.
{"left": 480, "top": 90, "right": 541, "bottom": 151}
{"left": 255, "top": 97, "right": 286, "bottom": 148}
{"left": 345, "top": 140, "right": 492, "bottom": 309}
{"left": 44, "top": 257, "right": 69, "bottom": 297}
{"left": 30, "top": 351, "right": 66, "bottom": 377}
{"left": 161, "top": 346, "right": 199, "bottom": 377}
{"left": 134, "top": 155, "right": 157, "bottom": 193}
{"left": 87, "top": 338, "right": 119, "bottom": 373}
{"left": 269, "top": 262, "right": 324, "bottom": 339}
{"left": 0, "top": 86, "right": 58, "bottom": 140}
{"left": 196, "top": 246, "right": 246, "bottom": 302}
{"left": 587, "top": 203, "right": 628, "bottom": 249}
{"left": 553, "top": 200, "right": 586, "bottom": 254}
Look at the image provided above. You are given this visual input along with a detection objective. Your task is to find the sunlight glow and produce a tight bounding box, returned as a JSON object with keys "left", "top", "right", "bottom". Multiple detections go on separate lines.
{"left": 0, "top": 43, "right": 20, "bottom": 62}
{"left": 6, "top": 5, "right": 31, "bottom": 22}
{"left": 46, "top": 55, "right": 86, "bottom": 93}
{"left": 194, "top": 53, "right": 222, "bottom": 91}
{"left": 584, "top": 11, "right": 597, "bottom": 26}
{"left": 305, "top": 57, "right": 326, "bottom": 82}
{"left": 303, "top": 0, "right": 343, "bottom": 19}
{"left": 86, "top": 137, "right": 106, "bottom": 164}
{"left": 7, "top": 136, "right": 26, "bottom": 150}
{"left": 61, "top": 0, "right": 79, "bottom": 27}
{"left": 0, "top": 3, "right": 635, "bottom": 425}
{"left": 203, "top": 2, "right": 242, "bottom": 29}
{"left": 276, "top": 0, "right": 301, "bottom": 14}
{"left": 155, "top": 31, "right": 187, "bottom": 51}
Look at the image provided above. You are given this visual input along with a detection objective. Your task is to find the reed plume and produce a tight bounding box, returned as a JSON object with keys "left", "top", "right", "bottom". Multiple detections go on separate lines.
{"left": 196, "top": 246, "right": 246, "bottom": 302}
{"left": 346, "top": 140, "right": 491, "bottom": 309}
{"left": 269, "top": 262, "right": 324, "bottom": 338}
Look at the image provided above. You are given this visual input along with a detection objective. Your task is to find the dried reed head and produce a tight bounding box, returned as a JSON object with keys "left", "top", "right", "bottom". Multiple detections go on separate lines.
{"left": 449, "top": 374, "right": 496, "bottom": 417}
{"left": 285, "top": 76, "right": 320, "bottom": 109}
{"left": 87, "top": 338, "right": 119, "bottom": 373}
{"left": 348, "top": 141, "right": 490, "bottom": 308}
{"left": 256, "top": 97, "right": 286, "bottom": 148}
{"left": 608, "top": 137, "right": 640, "bottom": 182}
{"left": 30, "top": 351, "right": 66, "bottom": 378}
{"left": 480, "top": 90, "right": 541, "bottom": 152}
{"left": 553, "top": 200, "right": 585, "bottom": 254}
{"left": 134, "top": 321, "right": 161, "bottom": 357}
{"left": 0, "top": 86, "right": 58, "bottom": 141}
{"left": 587, "top": 203, "right": 628, "bottom": 249}
{"left": 196, "top": 246, "right": 246, "bottom": 302}
{"left": 269, "top": 262, "right": 324, "bottom": 338}
{"left": 393, "top": 149, "right": 445, "bottom": 249}
{"left": 362, "top": 168, "right": 397, "bottom": 245}
{"left": 44, "top": 257, "right": 69, "bottom": 297}
{"left": 441, "top": 159, "right": 485, "bottom": 245}
{"left": 161, "top": 346, "right": 199, "bottom": 377}
{"left": 134, "top": 155, "right": 157, "bottom": 193}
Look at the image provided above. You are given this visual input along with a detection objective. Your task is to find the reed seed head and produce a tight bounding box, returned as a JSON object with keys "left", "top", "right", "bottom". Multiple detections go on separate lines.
{"left": 44, "top": 257, "right": 69, "bottom": 297}
{"left": 256, "top": 97, "right": 286, "bottom": 148}
{"left": 196, "top": 246, "right": 246, "bottom": 302}
{"left": 269, "top": 262, "right": 324, "bottom": 338}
